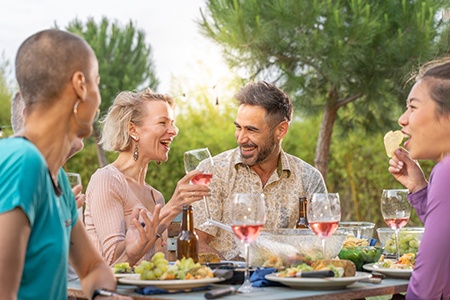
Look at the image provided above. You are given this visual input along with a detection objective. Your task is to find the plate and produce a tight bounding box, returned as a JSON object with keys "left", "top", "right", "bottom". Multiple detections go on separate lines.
{"left": 118, "top": 275, "right": 224, "bottom": 290}
{"left": 113, "top": 273, "right": 137, "bottom": 279}
{"left": 363, "top": 263, "right": 412, "bottom": 279}
{"left": 265, "top": 271, "right": 371, "bottom": 290}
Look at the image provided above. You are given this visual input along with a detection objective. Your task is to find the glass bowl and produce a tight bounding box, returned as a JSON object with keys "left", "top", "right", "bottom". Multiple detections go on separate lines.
{"left": 243, "top": 228, "right": 347, "bottom": 268}
{"left": 376, "top": 227, "right": 424, "bottom": 256}
{"left": 338, "top": 246, "right": 383, "bottom": 271}
{"left": 338, "top": 221, "right": 375, "bottom": 240}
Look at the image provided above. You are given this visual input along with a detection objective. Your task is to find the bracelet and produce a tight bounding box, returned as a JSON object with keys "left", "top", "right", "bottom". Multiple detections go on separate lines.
{"left": 92, "top": 288, "right": 120, "bottom": 299}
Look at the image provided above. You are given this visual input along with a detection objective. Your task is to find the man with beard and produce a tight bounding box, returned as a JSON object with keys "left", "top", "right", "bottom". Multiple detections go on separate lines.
{"left": 193, "top": 81, "right": 327, "bottom": 260}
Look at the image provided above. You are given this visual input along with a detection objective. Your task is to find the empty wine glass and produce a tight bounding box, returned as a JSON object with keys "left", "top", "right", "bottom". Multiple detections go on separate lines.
{"left": 184, "top": 148, "right": 214, "bottom": 220}
{"left": 230, "top": 193, "right": 266, "bottom": 293}
{"left": 66, "top": 172, "right": 81, "bottom": 190}
{"left": 381, "top": 189, "right": 410, "bottom": 261}
{"left": 307, "top": 193, "right": 341, "bottom": 259}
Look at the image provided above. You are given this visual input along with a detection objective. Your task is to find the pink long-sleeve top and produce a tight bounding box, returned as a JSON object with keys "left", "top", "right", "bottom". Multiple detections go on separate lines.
{"left": 84, "top": 164, "right": 166, "bottom": 266}
{"left": 406, "top": 155, "right": 450, "bottom": 300}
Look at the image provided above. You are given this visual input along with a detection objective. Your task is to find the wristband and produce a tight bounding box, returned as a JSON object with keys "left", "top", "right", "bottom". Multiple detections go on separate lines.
{"left": 92, "top": 288, "right": 120, "bottom": 299}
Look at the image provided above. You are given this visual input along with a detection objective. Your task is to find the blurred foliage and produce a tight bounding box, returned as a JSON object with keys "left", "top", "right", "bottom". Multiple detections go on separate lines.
{"left": 0, "top": 58, "right": 13, "bottom": 138}
{"left": 199, "top": 0, "right": 450, "bottom": 178}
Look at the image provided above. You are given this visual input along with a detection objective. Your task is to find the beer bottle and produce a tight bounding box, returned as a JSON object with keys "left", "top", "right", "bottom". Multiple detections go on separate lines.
{"left": 295, "top": 196, "right": 309, "bottom": 229}
{"left": 177, "top": 205, "right": 199, "bottom": 262}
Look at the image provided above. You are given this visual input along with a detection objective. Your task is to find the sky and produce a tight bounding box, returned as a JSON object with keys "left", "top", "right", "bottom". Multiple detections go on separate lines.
{"left": 0, "top": 0, "right": 232, "bottom": 93}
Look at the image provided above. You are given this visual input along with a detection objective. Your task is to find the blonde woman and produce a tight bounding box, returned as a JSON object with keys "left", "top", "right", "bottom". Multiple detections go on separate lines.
{"left": 85, "top": 89, "right": 209, "bottom": 266}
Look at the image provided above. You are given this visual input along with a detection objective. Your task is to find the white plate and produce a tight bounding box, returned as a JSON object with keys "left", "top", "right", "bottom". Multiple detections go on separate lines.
{"left": 363, "top": 263, "right": 412, "bottom": 279}
{"left": 114, "top": 273, "right": 137, "bottom": 279}
{"left": 265, "top": 271, "right": 371, "bottom": 290}
{"left": 118, "top": 275, "right": 224, "bottom": 290}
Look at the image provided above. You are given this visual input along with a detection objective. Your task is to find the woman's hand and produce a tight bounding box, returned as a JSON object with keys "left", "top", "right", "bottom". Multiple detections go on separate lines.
{"left": 123, "top": 205, "right": 168, "bottom": 266}
{"left": 388, "top": 148, "right": 428, "bottom": 193}
{"left": 165, "top": 170, "right": 211, "bottom": 212}
{"left": 71, "top": 184, "right": 86, "bottom": 209}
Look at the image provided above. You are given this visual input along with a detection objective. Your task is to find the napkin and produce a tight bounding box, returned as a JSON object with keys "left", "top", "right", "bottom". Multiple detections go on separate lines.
{"left": 250, "top": 268, "right": 285, "bottom": 287}
{"left": 369, "top": 238, "right": 377, "bottom": 246}
{"left": 135, "top": 285, "right": 211, "bottom": 295}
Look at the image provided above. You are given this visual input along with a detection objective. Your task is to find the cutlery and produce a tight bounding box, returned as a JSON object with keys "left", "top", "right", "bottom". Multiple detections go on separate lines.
{"left": 204, "top": 287, "right": 237, "bottom": 299}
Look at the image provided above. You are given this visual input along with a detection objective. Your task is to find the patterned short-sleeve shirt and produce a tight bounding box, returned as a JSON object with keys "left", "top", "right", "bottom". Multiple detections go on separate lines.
{"left": 192, "top": 147, "right": 327, "bottom": 260}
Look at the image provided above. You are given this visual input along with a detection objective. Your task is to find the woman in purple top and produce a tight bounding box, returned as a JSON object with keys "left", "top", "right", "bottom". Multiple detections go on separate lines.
{"left": 389, "top": 57, "right": 450, "bottom": 300}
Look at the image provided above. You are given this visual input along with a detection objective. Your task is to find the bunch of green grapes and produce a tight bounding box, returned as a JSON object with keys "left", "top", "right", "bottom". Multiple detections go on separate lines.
{"left": 384, "top": 232, "right": 421, "bottom": 255}
{"left": 134, "top": 252, "right": 168, "bottom": 280}
{"left": 113, "top": 262, "right": 132, "bottom": 274}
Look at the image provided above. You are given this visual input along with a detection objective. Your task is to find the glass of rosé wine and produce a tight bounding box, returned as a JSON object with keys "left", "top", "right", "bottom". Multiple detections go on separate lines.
{"left": 184, "top": 148, "right": 214, "bottom": 221}
{"left": 380, "top": 189, "right": 410, "bottom": 261}
{"left": 230, "top": 193, "right": 266, "bottom": 293}
{"left": 307, "top": 193, "right": 341, "bottom": 259}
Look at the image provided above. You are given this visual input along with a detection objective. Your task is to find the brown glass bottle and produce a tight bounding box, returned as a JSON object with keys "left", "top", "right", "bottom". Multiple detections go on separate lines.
{"left": 177, "top": 205, "right": 199, "bottom": 262}
{"left": 295, "top": 196, "right": 309, "bottom": 229}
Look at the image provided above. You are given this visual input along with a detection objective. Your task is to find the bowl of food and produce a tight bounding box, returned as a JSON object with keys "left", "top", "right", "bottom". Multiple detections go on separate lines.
{"left": 338, "top": 222, "right": 375, "bottom": 241}
{"left": 338, "top": 246, "right": 383, "bottom": 271}
{"left": 244, "top": 228, "right": 347, "bottom": 269}
{"left": 376, "top": 227, "right": 424, "bottom": 256}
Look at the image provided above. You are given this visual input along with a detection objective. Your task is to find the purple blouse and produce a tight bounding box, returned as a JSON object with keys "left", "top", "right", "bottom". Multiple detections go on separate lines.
{"left": 406, "top": 155, "right": 450, "bottom": 300}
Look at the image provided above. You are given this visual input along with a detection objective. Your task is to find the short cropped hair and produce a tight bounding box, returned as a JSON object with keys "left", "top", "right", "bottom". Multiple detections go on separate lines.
{"left": 100, "top": 88, "right": 175, "bottom": 152}
{"left": 15, "top": 29, "right": 95, "bottom": 111}
{"left": 234, "top": 81, "right": 293, "bottom": 127}
{"left": 414, "top": 56, "right": 450, "bottom": 117}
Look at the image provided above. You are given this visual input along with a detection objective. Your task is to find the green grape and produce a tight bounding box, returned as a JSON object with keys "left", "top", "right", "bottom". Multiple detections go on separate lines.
{"left": 134, "top": 265, "right": 144, "bottom": 274}
{"left": 144, "top": 270, "right": 156, "bottom": 280}
{"left": 152, "top": 252, "right": 165, "bottom": 260}
{"left": 157, "top": 263, "right": 168, "bottom": 273}
{"left": 140, "top": 260, "right": 152, "bottom": 270}
{"left": 154, "top": 268, "right": 163, "bottom": 278}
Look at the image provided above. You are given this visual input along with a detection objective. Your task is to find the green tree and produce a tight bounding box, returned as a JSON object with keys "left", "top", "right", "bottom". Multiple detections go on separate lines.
{"left": 0, "top": 57, "right": 12, "bottom": 138}
{"left": 199, "top": 0, "right": 450, "bottom": 180}
{"left": 65, "top": 17, "right": 159, "bottom": 167}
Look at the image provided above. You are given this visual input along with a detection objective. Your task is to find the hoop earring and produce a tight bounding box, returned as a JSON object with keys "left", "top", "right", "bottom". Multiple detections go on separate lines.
{"left": 73, "top": 100, "right": 80, "bottom": 115}
{"left": 133, "top": 144, "right": 139, "bottom": 161}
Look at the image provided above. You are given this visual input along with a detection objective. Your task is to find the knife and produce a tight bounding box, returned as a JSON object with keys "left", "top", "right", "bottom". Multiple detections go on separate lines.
{"left": 204, "top": 287, "right": 237, "bottom": 299}
{"left": 293, "top": 270, "right": 335, "bottom": 278}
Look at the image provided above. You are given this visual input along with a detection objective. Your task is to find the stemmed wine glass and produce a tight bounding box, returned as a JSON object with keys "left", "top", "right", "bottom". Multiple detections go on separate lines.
{"left": 307, "top": 193, "right": 341, "bottom": 259}
{"left": 230, "top": 193, "right": 266, "bottom": 293}
{"left": 184, "top": 148, "right": 214, "bottom": 220}
{"left": 380, "top": 189, "right": 410, "bottom": 261}
{"left": 67, "top": 172, "right": 81, "bottom": 190}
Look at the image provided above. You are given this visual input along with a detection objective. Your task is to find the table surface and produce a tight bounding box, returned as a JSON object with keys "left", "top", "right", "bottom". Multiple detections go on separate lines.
{"left": 68, "top": 276, "right": 408, "bottom": 300}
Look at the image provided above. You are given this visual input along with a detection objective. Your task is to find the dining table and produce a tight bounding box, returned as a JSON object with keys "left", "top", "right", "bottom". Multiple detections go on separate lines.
{"left": 68, "top": 275, "right": 409, "bottom": 300}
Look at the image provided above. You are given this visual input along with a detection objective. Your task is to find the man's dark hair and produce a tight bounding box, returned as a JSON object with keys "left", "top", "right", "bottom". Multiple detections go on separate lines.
{"left": 234, "top": 81, "right": 293, "bottom": 127}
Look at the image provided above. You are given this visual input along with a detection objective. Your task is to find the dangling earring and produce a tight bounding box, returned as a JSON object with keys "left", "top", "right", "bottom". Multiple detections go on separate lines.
{"left": 133, "top": 144, "right": 139, "bottom": 161}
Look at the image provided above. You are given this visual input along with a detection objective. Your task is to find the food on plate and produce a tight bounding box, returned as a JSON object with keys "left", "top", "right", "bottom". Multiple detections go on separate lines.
{"left": 377, "top": 253, "right": 416, "bottom": 270}
{"left": 311, "top": 259, "right": 356, "bottom": 277}
{"left": 383, "top": 232, "right": 421, "bottom": 255}
{"left": 113, "top": 262, "right": 132, "bottom": 274}
{"left": 278, "top": 259, "right": 356, "bottom": 278}
{"left": 277, "top": 263, "right": 314, "bottom": 277}
{"left": 198, "top": 252, "right": 221, "bottom": 263}
{"left": 262, "top": 256, "right": 284, "bottom": 269}
{"left": 383, "top": 130, "right": 404, "bottom": 157}
{"left": 134, "top": 252, "right": 214, "bottom": 280}
{"left": 343, "top": 234, "right": 369, "bottom": 247}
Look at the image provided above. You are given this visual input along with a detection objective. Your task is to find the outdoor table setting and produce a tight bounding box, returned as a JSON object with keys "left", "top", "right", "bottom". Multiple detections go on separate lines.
{"left": 67, "top": 190, "right": 425, "bottom": 300}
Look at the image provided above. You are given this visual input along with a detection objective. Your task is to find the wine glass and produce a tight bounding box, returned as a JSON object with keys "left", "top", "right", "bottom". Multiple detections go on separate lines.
{"left": 380, "top": 189, "right": 410, "bottom": 261}
{"left": 307, "top": 193, "right": 341, "bottom": 259}
{"left": 184, "top": 148, "right": 214, "bottom": 220}
{"left": 66, "top": 172, "right": 81, "bottom": 190}
{"left": 230, "top": 193, "right": 266, "bottom": 293}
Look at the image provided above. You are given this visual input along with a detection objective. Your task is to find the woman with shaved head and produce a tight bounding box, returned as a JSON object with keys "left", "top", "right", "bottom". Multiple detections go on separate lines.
{"left": 0, "top": 30, "right": 131, "bottom": 299}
